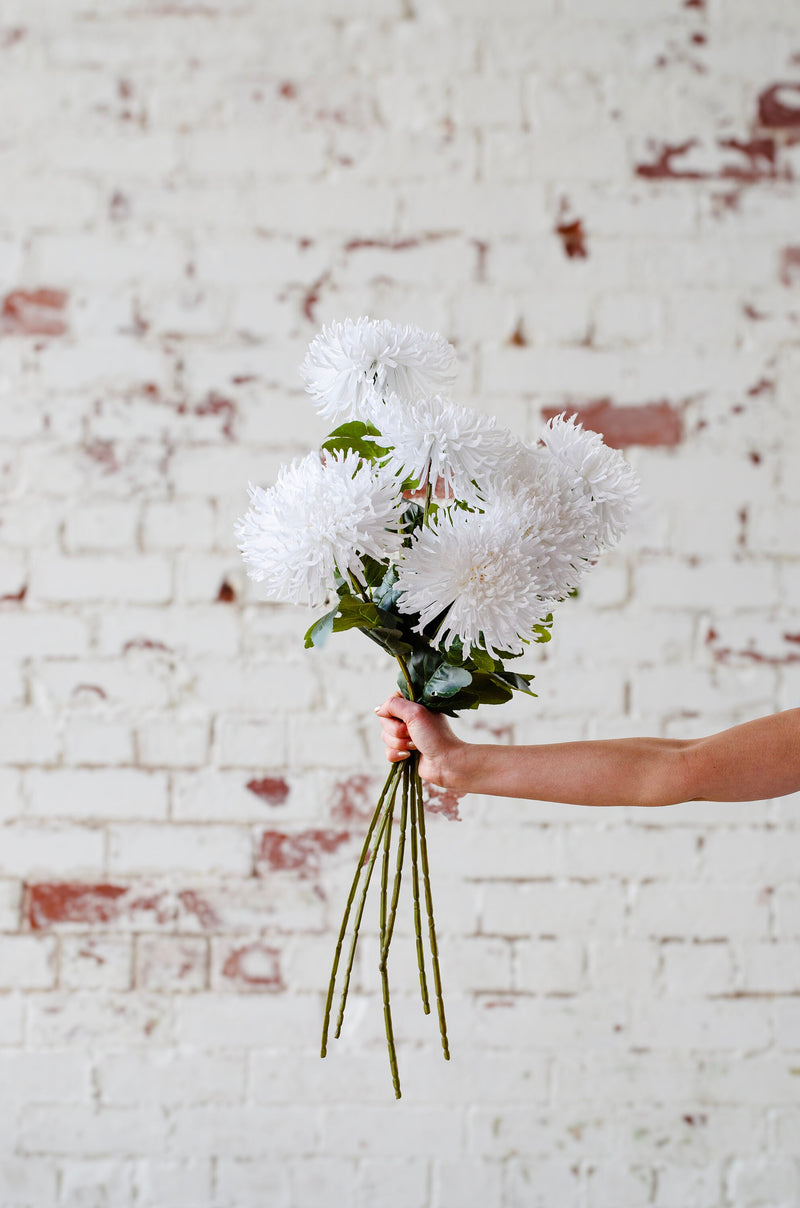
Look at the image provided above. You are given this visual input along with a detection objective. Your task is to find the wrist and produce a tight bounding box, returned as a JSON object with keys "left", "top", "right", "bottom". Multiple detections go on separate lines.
{"left": 438, "top": 739, "right": 480, "bottom": 794}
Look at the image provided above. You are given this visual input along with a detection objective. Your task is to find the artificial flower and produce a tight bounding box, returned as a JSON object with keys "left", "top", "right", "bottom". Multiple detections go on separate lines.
{"left": 235, "top": 449, "right": 402, "bottom": 607}
{"left": 395, "top": 495, "right": 560, "bottom": 657}
{"left": 372, "top": 394, "right": 517, "bottom": 503}
{"left": 539, "top": 413, "right": 640, "bottom": 551}
{"left": 300, "top": 317, "right": 458, "bottom": 423}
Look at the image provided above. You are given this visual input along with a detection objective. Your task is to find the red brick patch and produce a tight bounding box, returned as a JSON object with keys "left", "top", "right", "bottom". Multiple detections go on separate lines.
{"left": 256, "top": 829, "right": 351, "bottom": 877}
{"left": 221, "top": 941, "right": 284, "bottom": 991}
{"left": 542, "top": 400, "right": 684, "bottom": 448}
{"left": 246, "top": 777, "right": 290, "bottom": 805}
{"left": 27, "top": 883, "right": 128, "bottom": 931}
{"left": 758, "top": 83, "right": 800, "bottom": 130}
{"left": 2, "top": 289, "right": 68, "bottom": 336}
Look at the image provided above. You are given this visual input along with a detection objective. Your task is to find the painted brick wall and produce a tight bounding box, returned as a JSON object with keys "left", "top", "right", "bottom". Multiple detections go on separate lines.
{"left": 1, "top": 1, "right": 800, "bottom": 1205}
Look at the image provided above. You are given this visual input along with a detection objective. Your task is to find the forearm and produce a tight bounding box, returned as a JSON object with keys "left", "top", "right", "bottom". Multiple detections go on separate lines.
{"left": 443, "top": 708, "right": 800, "bottom": 807}
{"left": 446, "top": 737, "right": 692, "bottom": 807}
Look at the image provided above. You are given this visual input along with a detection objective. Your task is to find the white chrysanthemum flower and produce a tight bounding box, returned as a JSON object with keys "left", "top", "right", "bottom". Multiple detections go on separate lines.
{"left": 235, "top": 450, "right": 402, "bottom": 607}
{"left": 372, "top": 394, "right": 517, "bottom": 504}
{"left": 395, "top": 496, "right": 560, "bottom": 658}
{"left": 539, "top": 413, "right": 639, "bottom": 550}
{"left": 299, "top": 317, "right": 457, "bottom": 423}
{"left": 495, "top": 443, "right": 597, "bottom": 597}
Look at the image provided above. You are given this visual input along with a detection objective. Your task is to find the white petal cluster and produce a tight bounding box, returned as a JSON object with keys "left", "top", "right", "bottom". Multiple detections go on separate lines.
{"left": 497, "top": 446, "right": 597, "bottom": 599}
{"left": 299, "top": 317, "right": 458, "bottom": 423}
{"left": 395, "top": 495, "right": 561, "bottom": 658}
{"left": 235, "top": 450, "right": 402, "bottom": 607}
{"left": 373, "top": 394, "right": 518, "bottom": 504}
{"left": 539, "top": 413, "right": 640, "bottom": 551}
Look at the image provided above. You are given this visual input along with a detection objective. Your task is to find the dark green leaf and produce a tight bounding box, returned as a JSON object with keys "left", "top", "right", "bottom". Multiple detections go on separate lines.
{"left": 490, "top": 670, "right": 537, "bottom": 696}
{"left": 422, "top": 663, "right": 473, "bottom": 701}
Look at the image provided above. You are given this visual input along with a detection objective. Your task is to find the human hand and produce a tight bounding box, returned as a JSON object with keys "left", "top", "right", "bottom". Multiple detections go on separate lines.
{"left": 375, "top": 693, "right": 466, "bottom": 789}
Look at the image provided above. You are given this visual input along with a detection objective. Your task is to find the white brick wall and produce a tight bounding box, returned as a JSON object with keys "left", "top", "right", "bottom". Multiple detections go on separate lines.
{"left": 1, "top": 1, "right": 800, "bottom": 1204}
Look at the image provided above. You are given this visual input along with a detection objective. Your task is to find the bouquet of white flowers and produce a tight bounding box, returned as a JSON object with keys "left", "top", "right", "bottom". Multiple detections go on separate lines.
{"left": 236, "top": 317, "right": 639, "bottom": 1097}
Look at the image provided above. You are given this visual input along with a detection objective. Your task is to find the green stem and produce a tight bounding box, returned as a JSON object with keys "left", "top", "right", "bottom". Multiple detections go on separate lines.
{"left": 347, "top": 571, "right": 370, "bottom": 604}
{"left": 423, "top": 478, "right": 433, "bottom": 526}
{"left": 414, "top": 761, "right": 450, "bottom": 1061}
{"left": 379, "top": 766, "right": 401, "bottom": 1099}
{"left": 333, "top": 771, "right": 400, "bottom": 1040}
{"left": 396, "top": 653, "right": 415, "bottom": 701}
{"left": 408, "top": 766, "right": 430, "bottom": 1014}
{"left": 321, "top": 762, "right": 400, "bottom": 1057}
{"left": 379, "top": 773, "right": 393, "bottom": 946}
{"left": 381, "top": 759, "right": 409, "bottom": 966}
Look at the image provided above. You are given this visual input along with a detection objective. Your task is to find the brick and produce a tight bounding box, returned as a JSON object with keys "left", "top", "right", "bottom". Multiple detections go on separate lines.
{"left": 0, "top": 710, "right": 61, "bottom": 765}
{"left": 0, "top": 1050, "right": 90, "bottom": 1105}
{"left": 323, "top": 1105, "right": 462, "bottom": 1157}
{"left": 513, "top": 936, "right": 584, "bottom": 994}
{"left": 19, "top": 1105, "right": 167, "bottom": 1158}
{"left": 480, "top": 881, "right": 626, "bottom": 937}
{"left": 0, "top": 824, "right": 104, "bottom": 878}
{"left": 98, "top": 606, "right": 238, "bottom": 658}
{"left": 0, "top": 991, "right": 25, "bottom": 1044}
{"left": 29, "top": 555, "right": 172, "bottom": 605}
{"left": 27, "top": 993, "right": 172, "bottom": 1048}
{"left": 0, "top": 934, "right": 57, "bottom": 989}
{"left": 141, "top": 500, "right": 216, "bottom": 551}
{"left": 0, "top": 1158, "right": 58, "bottom": 1207}
{"left": 98, "top": 1050, "right": 245, "bottom": 1107}
{"left": 215, "top": 1160, "right": 292, "bottom": 1208}
{"left": 631, "top": 883, "right": 770, "bottom": 940}
{"left": 725, "top": 1159, "right": 800, "bottom": 1206}
{"left": 135, "top": 715, "right": 210, "bottom": 768}
{"left": 135, "top": 935, "right": 209, "bottom": 993}
{"left": 134, "top": 1160, "right": 214, "bottom": 1208}
{"left": 169, "top": 1104, "right": 321, "bottom": 1158}
{"left": 63, "top": 718, "right": 135, "bottom": 766}
{"left": 355, "top": 1158, "right": 429, "bottom": 1207}
{"left": 211, "top": 938, "right": 284, "bottom": 993}
{"left": 629, "top": 999, "right": 771, "bottom": 1050}
{"left": 660, "top": 940, "right": 736, "bottom": 997}
{"left": 175, "top": 993, "right": 320, "bottom": 1048}
{"left": 62, "top": 501, "right": 140, "bottom": 552}
{"left": 108, "top": 824, "right": 252, "bottom": 877}
{"left": 0, "top": 768, "right": 24, "bottom": 820}
{"left": 504, "top": 1159, "right": 582, "bottom": 1208}
{"left": 61, "top": 935, "right": 133, "bottom": 991}
{"left": 27, "top": 769, "right": 168, "bottom": 820}
{"left": 0, "top": 878, "right": 21, "bottom": 929}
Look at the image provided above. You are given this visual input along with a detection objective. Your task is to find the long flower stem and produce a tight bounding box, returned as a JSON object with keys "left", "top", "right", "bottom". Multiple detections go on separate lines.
{"left": 396, "top": 653, "right": 415, "bottom": 701}
{"left": 414, "top": 760, "right": 450, "bottom": 1060}
{"left": 408, "top": 766, "right": 430, "bottom": 1014}
{"left": 381, "top": 760, "right": 409, "bottom": 966}
{"left": 379, "top": 766, "right": 401, "bottom": 1098}
{"left": 332, "top": 768, "right": 401, "bottom": 1041}
{"left": 320, "top": 762, "right": 400, "bottom": 1057}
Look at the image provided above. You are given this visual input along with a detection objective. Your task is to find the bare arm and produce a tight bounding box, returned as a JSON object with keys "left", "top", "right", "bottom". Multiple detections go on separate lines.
{"left": 376, "top": 698, "right": 800, "bottom": 807}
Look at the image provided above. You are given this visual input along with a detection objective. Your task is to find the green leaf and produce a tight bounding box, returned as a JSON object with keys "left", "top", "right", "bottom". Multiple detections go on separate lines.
{"left": 490, "top": 670, "right": 537, "bottom": 696}
{"left": 330, "top": 596, "right": 387, "bottom": 634}
{"left": 304, "top": 606, "right": 338, "bottom": 649}
{"left": 321, "top": 421, "right": 387, "bottom": 464}
{"left": 467, "top": 646, "right": 499, "bottom": 673}
{"left": 372, "top": 564, "right": 402, "bottom": 612}
{"left": 422, "top": 663, "right": 473, "bottom": 701}
{"left": 366, "top": 627, "right": 415, "bottom": 658}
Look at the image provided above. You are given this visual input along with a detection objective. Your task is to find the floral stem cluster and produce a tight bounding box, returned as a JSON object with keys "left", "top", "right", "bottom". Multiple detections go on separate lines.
{"left": 236, "top": 316, "right": 639, "bottom": 1095}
